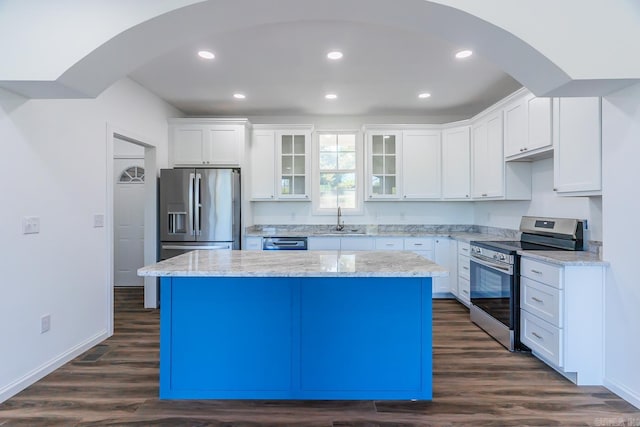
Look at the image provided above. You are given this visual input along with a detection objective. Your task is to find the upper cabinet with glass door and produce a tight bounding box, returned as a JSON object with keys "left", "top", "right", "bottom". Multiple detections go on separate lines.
{"left": 366, "top": 131, "right": 401, "bottom": 199}
{"left": 276, "top": 129, "right": 311, "bottom": 200}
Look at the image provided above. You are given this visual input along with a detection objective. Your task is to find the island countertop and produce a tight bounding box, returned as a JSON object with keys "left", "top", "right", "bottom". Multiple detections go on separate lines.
{"left": 138, "top": 250, "right": 449, "bottom": 278}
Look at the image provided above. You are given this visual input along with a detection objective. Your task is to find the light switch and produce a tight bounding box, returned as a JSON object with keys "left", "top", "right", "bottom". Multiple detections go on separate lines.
{"left": 22, "top": 216, "right": 40, "bottom": 234}
{"left": 93, "top": 214, "right": 105, "bottom": 228}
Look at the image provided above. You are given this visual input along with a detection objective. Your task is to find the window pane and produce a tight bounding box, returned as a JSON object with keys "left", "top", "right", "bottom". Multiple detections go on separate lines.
{"left": 338, "top": 134, "right": 356, "bottom": 151}
{"left": 384, "top": 137, "right": 395, "bottom": 154}
{"left": 385, "top": 155, "right": 396, "bottom": 174}
{"left": 281, "top": 176, "right": 292, "bottom": 194}
{"left": 293, "top": 176, "right": 305, "bottom": 194}
{"left": 385, "top": 176, "right": 396, "bottom": 194}
{"left": 372, "top": 175, "right": 383, "bottom": 194}
{"left": 337, "top": 152, "right": 356, "bottom": 170}
{"left": 372, "top": 136, "right": 383, "bottom": 154}
{"left": 282, "top": 135, "right": 293, "bottom": 154}
{"left": 319, "top": 152, "right": 337, "bottom": 170}
{"left": 294, "top": 135, "right": 305, "bottom": 154}
{"left": 338, "top": 191, "right": 356, "bottom": 209}
{"left": 319, "top": 134, "right": 337, "bottom": 152}
{"left": 294, "top": 155, "right": 305, "bottom": 174}
{"left": 372, "top": 155, "right": 384, "bottom": 174}
{"left": 282, "top": 156, "right": 293, "bottom": 174}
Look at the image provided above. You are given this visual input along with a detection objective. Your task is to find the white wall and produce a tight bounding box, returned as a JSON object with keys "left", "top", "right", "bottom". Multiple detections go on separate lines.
{"left": 601, "top": 82, "right": 640, "bottom": 407}
{"left": 474, "top": 158, "right": 603, "bottom": 241}
{"left": 0, "top": 77, "right": 180, "bottom": 402}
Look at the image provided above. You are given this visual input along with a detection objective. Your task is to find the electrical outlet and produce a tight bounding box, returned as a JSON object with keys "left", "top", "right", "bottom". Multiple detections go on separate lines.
{"left": 22, "top": 216, "right": 40, "bottom": 234}
{"left": 41, "top": 314, "right": 51, "bottom": 334}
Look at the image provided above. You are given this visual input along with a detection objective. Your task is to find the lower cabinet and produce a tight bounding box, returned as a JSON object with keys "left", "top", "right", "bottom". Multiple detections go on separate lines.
{"left": 456, "top": 242, "right": 471, "bottom": 306}
{"left": 519, "top": 257, "right": 605, "bottom": 385}
{"left": 244, "top": 237, "right": 263, "bottom": 250}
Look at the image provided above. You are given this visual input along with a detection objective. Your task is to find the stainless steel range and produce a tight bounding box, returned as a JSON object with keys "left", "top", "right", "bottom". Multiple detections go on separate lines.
{"left": 469, "top": 216, "right": 584, "bottom": 351}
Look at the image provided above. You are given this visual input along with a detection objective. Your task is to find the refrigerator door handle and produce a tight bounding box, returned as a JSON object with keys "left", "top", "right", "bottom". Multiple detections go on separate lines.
{"left": 189, "top": 173, "right": 196, "bottom": 236}
{"left": 195, "top": 173, "right": 202, "bottom": 236}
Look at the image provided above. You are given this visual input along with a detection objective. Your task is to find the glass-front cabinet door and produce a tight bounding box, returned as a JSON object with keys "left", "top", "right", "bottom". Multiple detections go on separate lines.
{"left": 366, "top": 131, "right": 401, "bottom": 199}
{"left": 277, "top": 130, "right": 311, "bottom": 199}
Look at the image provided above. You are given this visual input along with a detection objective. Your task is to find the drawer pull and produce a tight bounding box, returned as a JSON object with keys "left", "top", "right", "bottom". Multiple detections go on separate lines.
{"left": 414, "top": 243, "right": 423, "bottom": 246}
{"left": 531, "top": 297, "right": 543, "bottom": 303}
{"left": 461, "top": 248, "right": 469, "bottom": 252}
{"left": 385, "top": 243, "right": 394, "bottom": 247}
{"left": 531, "top": 332, "right": 543, "bottom": 340}
{"left": 530, "top": 269, "right": 543, "bottom": 275}
{"left": 462, "top": 289, "right": 469, "bottom": 295}
{"left": 462, "top": 266, "right": 469, "bottom": 271}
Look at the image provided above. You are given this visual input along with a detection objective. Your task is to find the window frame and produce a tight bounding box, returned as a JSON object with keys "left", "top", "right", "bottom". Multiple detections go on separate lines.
{"left": 312, "top": 129, "right": 364, "bottom": 215}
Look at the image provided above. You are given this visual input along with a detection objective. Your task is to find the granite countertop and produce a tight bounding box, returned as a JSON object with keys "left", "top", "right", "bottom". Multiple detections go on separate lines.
{"left": 518, "top": 250, "right": 608, "bottom": 266}
{"left": 138, "top": 250, "right": 449, "bottom": 278}
{"left": 245, "top": 224, "right": 518, "bottom": 243}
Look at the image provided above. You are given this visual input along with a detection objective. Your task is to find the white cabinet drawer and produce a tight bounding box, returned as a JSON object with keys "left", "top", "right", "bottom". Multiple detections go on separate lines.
{"left": 458, "top": 276, "right": 470, "bottom": 305}
{"left": 458, "top": 242, "right": 471, "bottom": 256}
{"left": 458, "top": 255, "right": 470, "bottom": 280}
{"left": 341, "top": 237, "right": 374, "bottom": 251}
{"left": 375, "top": 238, "right": 404, "bottom": 250}
{"left": 521, "top": 258, "right": 562, "bottom": 288}
{"left": 404, "top": 237, "right": 435, "bottom": 251}
{"left": 521, "top": 277, "right": 562, "bottom": 327}
{"left": 521, "top": 310, "right": 562, "bottom": 368}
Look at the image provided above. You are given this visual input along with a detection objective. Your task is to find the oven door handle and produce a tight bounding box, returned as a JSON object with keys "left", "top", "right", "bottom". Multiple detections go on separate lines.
{"left": 471, "top": 255, "right": 513, "bottom": 275}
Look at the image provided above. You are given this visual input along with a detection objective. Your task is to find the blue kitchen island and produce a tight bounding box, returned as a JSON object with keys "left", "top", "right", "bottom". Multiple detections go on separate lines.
{"left": 138, "top": 250, "right": 447, "bottom": 400}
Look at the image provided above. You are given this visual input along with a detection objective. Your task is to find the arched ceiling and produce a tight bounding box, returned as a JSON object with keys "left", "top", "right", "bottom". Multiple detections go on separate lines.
{"left": 1, "top": 0, "right": 638, "bottom": 118}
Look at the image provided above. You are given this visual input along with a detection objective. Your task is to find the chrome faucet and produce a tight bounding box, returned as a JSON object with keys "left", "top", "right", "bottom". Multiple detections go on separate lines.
{"left": 336, "top": 206, "right": 344, "bottom": 231}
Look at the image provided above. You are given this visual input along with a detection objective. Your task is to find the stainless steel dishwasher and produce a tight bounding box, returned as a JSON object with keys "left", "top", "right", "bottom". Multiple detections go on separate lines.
{"left": 262, "top": 236, "right": 308, "bottom": 250}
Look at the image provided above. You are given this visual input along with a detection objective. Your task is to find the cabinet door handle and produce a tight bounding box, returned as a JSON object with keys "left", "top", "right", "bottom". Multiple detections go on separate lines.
{"left": 531, "top": 332, "right": 543, "bottom": 340}
{"left": 531, "top": 297, "right": 543, "bottom": 303}
{"left": 530, "top": 269, "right": 543, "bottom": 275}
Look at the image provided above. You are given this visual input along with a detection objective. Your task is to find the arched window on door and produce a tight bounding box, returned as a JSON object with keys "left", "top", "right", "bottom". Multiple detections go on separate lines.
{"left": 119, "top": 166, "right": 145, "bottom": 184}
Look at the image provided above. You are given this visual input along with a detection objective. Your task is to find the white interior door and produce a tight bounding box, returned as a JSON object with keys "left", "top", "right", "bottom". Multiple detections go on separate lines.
{"left": 114, "top": 158, "right": 145, "bottom": 287}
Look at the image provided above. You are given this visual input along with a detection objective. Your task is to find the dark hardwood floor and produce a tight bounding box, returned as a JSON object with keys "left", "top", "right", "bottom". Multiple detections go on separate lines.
{"left": 1, "top": 287, "right": 638, "bottom": 426}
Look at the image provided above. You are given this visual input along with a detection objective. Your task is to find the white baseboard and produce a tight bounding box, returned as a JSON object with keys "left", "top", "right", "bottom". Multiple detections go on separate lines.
{"left": 0, "top": 330, "right": 109, "bottom": 403}
{"left": 604, "top": 378, "right": 640, "bottom": 410}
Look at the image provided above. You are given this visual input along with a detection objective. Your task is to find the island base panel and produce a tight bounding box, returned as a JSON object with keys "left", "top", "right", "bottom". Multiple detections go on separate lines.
{"left": 160, "top": 276, "right": 432, "bottom": 400}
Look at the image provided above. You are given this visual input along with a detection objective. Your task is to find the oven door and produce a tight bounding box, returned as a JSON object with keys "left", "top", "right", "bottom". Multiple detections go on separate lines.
{"left": 470, "top": 255, "right": 514, "bottom": 329}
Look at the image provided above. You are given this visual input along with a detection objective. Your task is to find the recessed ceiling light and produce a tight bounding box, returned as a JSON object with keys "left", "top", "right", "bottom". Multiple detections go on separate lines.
{"left": 327, "top": 51, "right": 343, "bottom": 60}
{"left": 418, "top": 92, "right": 431, "bottom": 99}
{"left": 455, "top": 49, "right": 473, "bottom": 59}
{"left": 325, "top": 93, "right": 338, "bottom": 100}
{"left": 233, "top": 93, "right": 246, "bottom": 99}
{"left": 197, "top": 50, "right": 215, "bottom": 59}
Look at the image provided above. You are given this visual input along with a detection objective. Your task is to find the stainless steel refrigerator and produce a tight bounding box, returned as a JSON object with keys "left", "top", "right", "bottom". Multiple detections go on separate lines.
{"left": 159, "top": 168, "right": 240, "bottom": 260}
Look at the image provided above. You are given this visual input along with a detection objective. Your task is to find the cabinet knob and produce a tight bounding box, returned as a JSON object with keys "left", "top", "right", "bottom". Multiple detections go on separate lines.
{"left": 403, "top": 195, "right": 407, "bottom": 199}
{"left": 482, "top": 193, "right": 488, "bottom": 197}
{"left": 520, "top": 148, "right": 524, "bottom": 152}
{"left": 553, "top": 188, "right": 558, "bottom": 191}
{"left": 465, "top": 195, "right": 469, "bottom": 198}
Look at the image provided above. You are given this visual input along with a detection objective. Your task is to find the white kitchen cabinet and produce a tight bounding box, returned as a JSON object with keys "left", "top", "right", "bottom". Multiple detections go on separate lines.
{"left": 442, "top": 126, "right": 471, "bottom": 200}
{"left": 433, "top": 238, "right": 455, "bottom": 296}
{"left": 472, "top": 109, "right": 532, "bottom": 201}
{"left": 249, "top": 124, "right": 312, "bottom": 201}
{"left": 340, "top": 237, "right": 374, "bottom": 251}
{"left": 365, "top": 130, "right": 401, "bottom": 200}
{"left": 276, "top": 129, "right": 311, "bottom": 200}
{"left": 456, "top": 242, "right": 471, "bottom": 306}
{"left": 308, "top": 237, "right": 341, "bottom": 250}
{"left": 519, "top": 256, "right": 605, "bottom": 385}
{"left": 553, "top": 97, "right": 602, "bottom": 195}
{"left": 170, "top": 119, "right": 247, "bottom": 167}
{"left": 472, "top": 110, "right": 504, "bottom": 198}
{"left": 401, "top": 130, "right": 442, "bottom": 200}
{"left": 503, "top": 91, "right": 553, "bottom": 160}
{"left": 249, "top": 129, "right": 276, "bottom": 200}
{"left": 244, "top": 237, "right": 263, "bottom": 251}
{"left": 374, "top": 237, "right": 404, "bottom": 250}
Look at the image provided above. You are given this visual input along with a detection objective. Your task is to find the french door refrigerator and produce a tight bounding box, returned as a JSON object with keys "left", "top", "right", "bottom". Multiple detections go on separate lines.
{"left": 159, "top": 168, "right": 240, "bottom": 260}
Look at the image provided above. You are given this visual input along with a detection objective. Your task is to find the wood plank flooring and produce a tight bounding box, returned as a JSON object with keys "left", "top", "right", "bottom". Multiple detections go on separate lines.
{"left": 1, "top": 287, "right": 638, "bottom": 426}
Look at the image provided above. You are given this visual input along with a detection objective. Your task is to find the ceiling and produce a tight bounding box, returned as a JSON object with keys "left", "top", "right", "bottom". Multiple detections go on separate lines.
{"left": 129, "top": 19, "right": 522, "bottom": 120}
